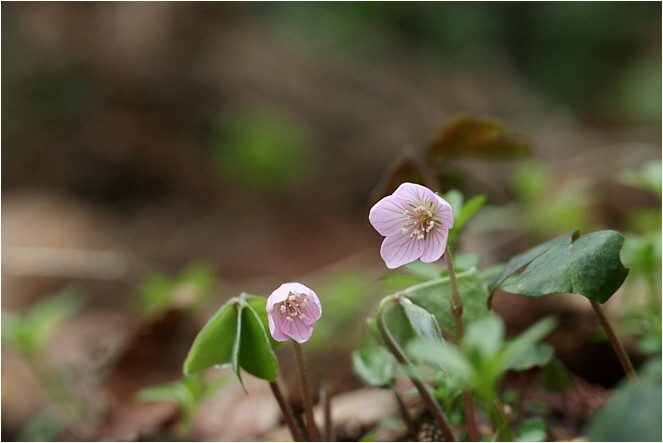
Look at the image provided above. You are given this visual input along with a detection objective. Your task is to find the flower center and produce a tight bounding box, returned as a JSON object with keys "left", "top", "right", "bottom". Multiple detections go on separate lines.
{"left": 276, "top": 291, "right": 310, "bottom": 322}
{"left": 401, "top": 202, "right": 440, "bottom": 240}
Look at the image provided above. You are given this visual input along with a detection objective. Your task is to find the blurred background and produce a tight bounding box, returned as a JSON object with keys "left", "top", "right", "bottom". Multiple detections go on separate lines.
{"left": 2, "top": 3, "right": 661, "bottom": 441}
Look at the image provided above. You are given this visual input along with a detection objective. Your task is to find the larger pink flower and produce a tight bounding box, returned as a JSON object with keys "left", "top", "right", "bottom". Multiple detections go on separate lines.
{"left": 267, "top": 282, "right": 322, "bottom": 343}
{"left": 369, "top": 182, "right": 454, "bottom": 269}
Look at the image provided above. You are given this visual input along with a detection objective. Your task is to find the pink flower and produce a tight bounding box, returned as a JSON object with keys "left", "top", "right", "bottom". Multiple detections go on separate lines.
{"left": 369, "top": 182, "right": 454, "bottom": 269}
{"left": 267, "top": 282, "right": 322, "bottom": 343}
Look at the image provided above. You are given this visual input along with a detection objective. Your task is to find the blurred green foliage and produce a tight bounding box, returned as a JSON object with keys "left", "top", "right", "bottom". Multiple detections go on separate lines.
{"left": 2, "top": 289, "right": 85, "bottom": 358}
{"left": 209, "top": 106, "right": 318, "bottom": 194}
{"left": 138, "top": 374, "right": 228, "bottom": 438}
{"left": 135, "top": 261, "right": 217, "bottom": 316}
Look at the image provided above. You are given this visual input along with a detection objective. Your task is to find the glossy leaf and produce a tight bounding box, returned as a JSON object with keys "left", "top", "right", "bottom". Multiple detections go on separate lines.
{"left": 488, "top": 232, "right": 576, "bottom": 294}
{"left": 427, "top": 116, "right": 531, "bottom": 164}
{"left": 404, "top": 268, "right": 491, "bottom": 334}
{"left": 183, "top": 301, "right": 238, "bottom": 375}
{"left": 238, "top": 304, "right": 278, "bottom": 381}
{"left": 501, "top": 230, "right": 629, "bottom": 303}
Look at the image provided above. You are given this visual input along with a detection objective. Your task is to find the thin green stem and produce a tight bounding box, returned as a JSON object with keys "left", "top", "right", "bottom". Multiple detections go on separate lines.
{"left": 269, "top": 381, "right": 304, "bottom": 442}
{"left": 488, "top": 400, "right": 514, "bottom": 441}
{"left": 293, "top": 342, "right": 320, "bottom": 441}
{"left": 444, "top": 251, "right": 479, "bottom": 442}
{"left": 377, "top": 297, "right": 456, "bottom": 442}
{"left": 590, "top": 301, "right": 637, "bottom": 380}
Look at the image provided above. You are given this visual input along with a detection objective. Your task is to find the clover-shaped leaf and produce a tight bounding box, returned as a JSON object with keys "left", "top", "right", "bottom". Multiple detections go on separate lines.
{"left": 501, "top": 230, "right": 629, "bottom": 303}
{"left": 183, "top": 294, "right": 278, "bottom": 391}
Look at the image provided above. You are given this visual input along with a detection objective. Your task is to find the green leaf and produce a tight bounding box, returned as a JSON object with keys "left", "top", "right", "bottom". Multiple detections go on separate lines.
{"left": 183, "top": 300, "right": 239, "bottom": 375}
{"left": 380, "top": 274, "right": 430, "bottom": 293}
{"left": 407, "top": 340, "right": 472, "bottom": 377}
{"left": 238, "top": 303, "right": 279, "bottom": 381}
{"left": 427, "top": 116, "right": 531, "bottom": 164}
{"left": 404, "top": 268, "right": 491, "bottom": 335}
{"left": 585, "top": 379, "right": 662, "bottom": 442}
{"left": 401, "top": 299, "right": 443, "bottom": 343}
{"left": 618, "top": 161, "right": 662, "bottom": 198}
{"left": 501, "top": 230, "right": 629, "bottom": 303}
{"left": 465, "top": 315, "right": 504, "bottom": 358}
{"left": 232, "top": 304, "right": 243, "bottom": 386}
{"left": 455, "top": 195, "right": 487, "bottom": 231}
{"left": 352, "top": 337, "right": 395, "bottom": 388}
{"left": 489, "top": 232, "right": 576, "bottom": 294}
{"left": 380, "top": 300, "right": 417, "bottom": 351}
{"left": 507, "top": 344, "right": 554, "bottom": 371}
{"left": 243, "top": 293, "right": 284, "bottom": 349}
{"left": 503, "top": 317, "right": 557, "bottom": 369}
{"left": 541, "top": 359, "right": 572, "bottom": 393}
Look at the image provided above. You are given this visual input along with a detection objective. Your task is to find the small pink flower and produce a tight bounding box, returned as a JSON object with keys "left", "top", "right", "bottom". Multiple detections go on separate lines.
{"left": 267, "top": 282, "right": 322, "bottom": 343}
{"left": 369, "top": 182, "right": 454, "bottom": 269}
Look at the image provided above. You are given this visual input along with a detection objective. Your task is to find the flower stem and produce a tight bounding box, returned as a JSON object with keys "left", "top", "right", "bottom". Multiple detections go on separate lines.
{"left": 444, "top": 251, "right": 479, "bottom": 442}
{"left": 269, "top": 380, "right": 304, "bottom": 442}
{"left": 321, "top": 386, "right": 334, "bottom": 442}
{"left": 376, "top": 298, "right": 456, "bottom": 442}
{"left": 590, "top": 301, "right": 637, "bottom": 380}
{"left": 391, "top": 387, "right": 416, "bottom": 439}
{"left": 293, "top": 341, "right": 320, "bottom": 441}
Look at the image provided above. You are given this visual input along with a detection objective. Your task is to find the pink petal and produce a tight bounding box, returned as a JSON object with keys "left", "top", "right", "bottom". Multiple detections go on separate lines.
{"left": 299, "top": 301, "right": 321, "bottom": 325}
{"left": 369, "top": 195, "right": 407, "bottom": 237}
{"left": 380, "top": 233, "right": 424, "bottom": 269}
{"left": 433, "top": 195, "right": 455, "bottom": 230}
{"left": 393, "top": 182, "right": 435, "bottom": 205}
{"left": 282, "top": 317, "right": 314, "bottom": 343}
{"left": 268, "top": 311, "right": 290, "bottom": 342}
{"left": 420, "top": 228, "right": 449, "bottom": 263}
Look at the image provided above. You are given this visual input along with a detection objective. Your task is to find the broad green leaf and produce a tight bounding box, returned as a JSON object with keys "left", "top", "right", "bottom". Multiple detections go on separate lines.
{"left": 404, "top": 268, "right": 491, "bottom": 334}
{"left": 380, "top": 300, "right": 417, "bottom": 352}
{"left": 238, "top": 304, "right": 278, "bottom": 381}
{"left": 401, "top": 299, "right": 443, "bottom": 343}
{"left": 407, "top": 340, "right": 472, "bottom": 377}
{"left": 465, "top": 315, "right": 504, "bottom": 358}
{"left": 183, "top": 301, "right": 238, "bottom": 375}
{"left": 501, "top": 230, "right": 629, "bottom": 303}
{"left": 352, "top": 337, "right": 395, "bottom": 388}
{"left": 585, "top": 379, "right": 662, "bottom": 442}
{"left": 489, "top": 232, "right": 576, "bottom": 294}
{"left": 507, "top": 344, "right": 554, "bottom": 371}
{"left": 380, "top": 274, "right": 430, "bottom": 293}
{"left": 427, "top": 116, "right": 531, "bottom": 164}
